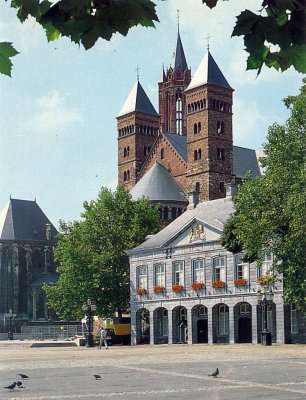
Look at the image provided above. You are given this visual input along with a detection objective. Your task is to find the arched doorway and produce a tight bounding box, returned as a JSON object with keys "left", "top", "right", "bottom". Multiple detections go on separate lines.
{"left": 212, "top": 303, "right": 229, "bottom": 343}
{"left": 172, "top": 306, "right": 187, "bottom": 344}
{"left": 136, "top": 308, "right": 150, "bottom": 344}
{"left": 234, "top": 302, "right": 252, "bottom": 343}
{"left": 153, "top": 307, "right": 168, "bottom": 344}
{"left": 257, "top": 302, "right": 277, "bottom": 343}
{"left": 192, "top": 305, "right": 208, "bottom": 343}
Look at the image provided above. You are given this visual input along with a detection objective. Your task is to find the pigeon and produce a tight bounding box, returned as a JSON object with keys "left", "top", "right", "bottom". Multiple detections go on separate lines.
{"left": 4, "top": 382, "right": 17, "bottom": 391}
{"left": 16, "top": 381, "right": 25, "bottom": 388}
{"left": 93, "top": 374, "right": 102, "bottom": 380}
{"left": 18, "top": 373, "right": 29, "bottom": 379}
{"left": 208, "top": 368, "right": 219, "bottom": 378}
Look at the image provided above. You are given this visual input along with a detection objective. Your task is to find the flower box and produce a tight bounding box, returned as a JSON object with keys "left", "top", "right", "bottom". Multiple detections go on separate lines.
{"left": 191, "top": 282, "right": 205, "bottom": 290}
{"left": 212, "top": 280, "right": 225, "bottom": 289}
{"left": 257, "top": 275, "right": 274, "bottom": 286}
{"left": 172, "top": 284, "right": 184, "bottom": 293}
{"left": 234, "top": 278, "right": 248, "bottom": 286}
{"left": 136, "top": 288, "right": 147, "bottom": 295}
{"left": 154, "top": 286, "right": 165, "bottom": 294}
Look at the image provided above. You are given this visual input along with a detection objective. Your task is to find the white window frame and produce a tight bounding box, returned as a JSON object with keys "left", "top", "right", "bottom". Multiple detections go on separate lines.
{"left": 137, "top": 265, "right": 147, "bottom": 290}
{"left": 192, "top": 259, "right": 205, "bottom": 283}
{"left": 291, "top": 304, "right": 298, "bottom": 334}
{"left": 218, "top": 305, "right": 229, "bottom": 335}
{"left": 213, "top": 256, "right": 226, "bottom": 282}
{"left": 235, "top": 255, "right": 249, "bottom": 280}
{"left": 257, "top": 251, "right": 273, "bottom": 279}
{"left": 154, "top": 264, "right": 165, "bottom": 287}
{"left": 162, "top": 309, "right": 168, "bottom": 336}
{"left": 173, "top": 261, "right": 184, "bottom": 286}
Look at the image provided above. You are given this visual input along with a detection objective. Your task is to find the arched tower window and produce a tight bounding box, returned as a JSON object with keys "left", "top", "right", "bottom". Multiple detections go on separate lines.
{"left": 161, "top": 148, "right": 164, "bottom": 159}
{"left": 194, "top": 123, "right": 197, "bottom": 134}
{"left": 198, "top": 122, "right": 201, "bottom": 133}
{"left": 175, "top": 92, "right": 183, "bottom": 135}
{"left": 195, "top": 182, "right": 200, "bottom": 192}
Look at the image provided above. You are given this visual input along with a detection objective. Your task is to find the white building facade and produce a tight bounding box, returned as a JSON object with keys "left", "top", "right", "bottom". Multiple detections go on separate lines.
{"left": 128, "top": 193, "right": 305, "bottom": 345}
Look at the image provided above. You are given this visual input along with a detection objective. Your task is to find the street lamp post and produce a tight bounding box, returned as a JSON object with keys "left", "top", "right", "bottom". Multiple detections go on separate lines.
{"left": 81, "top": 299, "right": 97, "bottom": 347}
{"left": 4, "top": 309, "right": 16, "bottom": 340}
{"left": 256, "top": 286, "right": 274, "bottom": 346}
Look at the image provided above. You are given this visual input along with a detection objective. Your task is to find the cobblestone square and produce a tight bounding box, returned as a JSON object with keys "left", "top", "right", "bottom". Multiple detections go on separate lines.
{"left": 0, "top": 342, "right": 305, "bottom": 399}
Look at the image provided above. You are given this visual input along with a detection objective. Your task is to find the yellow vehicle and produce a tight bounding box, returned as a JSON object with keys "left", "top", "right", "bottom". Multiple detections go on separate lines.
{"left": 95, "top": 317, "right": 131, "bottom": 346}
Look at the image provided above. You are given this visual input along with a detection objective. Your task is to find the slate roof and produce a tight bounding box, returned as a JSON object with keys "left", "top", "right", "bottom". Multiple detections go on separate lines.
{"left": 0, "top": 199, "right": 58, "bottom": 242}
{"left": 118, "top": 80, "right": 159, "bottom": 117}
{"left": 30, "top": 272, "right": 59, "bottom": 287}
{"left": 163, "top": 132, "right": 187, "bottom": 161}
{"left": 127, "top": 197, "right": 234, "bottom": 253}
{"left": 158, "top": 135, "right": 261, "bottom": 179}
{"left": 186, "top": 50, "right": 232, "bottom": 91}
{"left": 233, "top": 146, "right": 261, "bottom": 178}
{"left": 174, "top": 31, "right": 188, "bottom": 71}
{"left": 130, "top": 162, "right": 188, "bottom": 203}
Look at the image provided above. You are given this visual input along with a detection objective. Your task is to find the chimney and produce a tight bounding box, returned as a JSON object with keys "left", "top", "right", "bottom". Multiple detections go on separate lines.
{"left": 187, "top": 191, "right": 199, "bottom": 210}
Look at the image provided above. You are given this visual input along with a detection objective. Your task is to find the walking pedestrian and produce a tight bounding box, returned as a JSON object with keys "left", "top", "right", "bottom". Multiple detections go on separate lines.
{"left": 99, "top": 327, "right": 108, "bottom": 349}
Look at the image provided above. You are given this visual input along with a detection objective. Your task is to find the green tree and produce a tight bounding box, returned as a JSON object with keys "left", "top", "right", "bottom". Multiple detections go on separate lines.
{"left": 1, "top": 0, "right": 306, "bottom": 76}
{"left": 44, "top": 186, "right": 161, "bottom": 320}
{"left": 222, "top": 79, "right": 306, "bottom": 309}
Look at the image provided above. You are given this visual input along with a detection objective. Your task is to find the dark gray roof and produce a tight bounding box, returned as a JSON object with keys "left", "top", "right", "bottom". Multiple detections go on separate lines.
{"left": 186, "top": 50, "right": 232, "bottom": 91}
{"left": 130, "top": 162, "right": 188, "bottom": 203}
{"left": 118, "top": 80, "right": 158, "bottom": 117}
{"left": 174, "top": 31, "right": 188, "bottom": 71}
{"left": 163, "top": 132, "right": 187, "bottom": 161}
{"left": 0, "top": 199, "right": 58, "bottom": 242}
{"left": 160, "top": 135, "right": 260, "bottom": 178}
{"left": 128, "top": 197, "right": 234, "bottom": 253}
{"left": 233, "top": 146, "right": 261, "bottom": 178}
{"left": 31, "top": 273, "right": 59, "bottom": 287}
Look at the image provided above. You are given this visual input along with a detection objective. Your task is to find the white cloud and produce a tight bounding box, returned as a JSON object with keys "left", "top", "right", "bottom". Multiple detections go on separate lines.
{"left": 28, "top": 90, "right": 81, "bottom": 132}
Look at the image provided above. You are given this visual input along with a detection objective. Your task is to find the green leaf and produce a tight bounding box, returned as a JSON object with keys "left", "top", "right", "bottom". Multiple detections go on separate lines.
{"left": 202, "top": 0, "right": 218, "bottom": 9}
{"left": 232, "top": 10, "right": 259, "bottom": 37}
{"left": 0, "top": 42, "right": 19, "bottom": 76}
{"left": 291, "top": 44, "right": 306, "bottom": 73}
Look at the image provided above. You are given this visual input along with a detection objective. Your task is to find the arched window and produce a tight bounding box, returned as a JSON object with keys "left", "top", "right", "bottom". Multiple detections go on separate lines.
{"left": 176, "top": 92, "right": 183, "bottom": 134}
{"left": 161, "top": 148, "right": 164, "bottom": 159}
{"left": 194, "top": 149, "right": 198, "bottom": 161}
{"left": 195, "top": 182, "right": 200, "bottom": 192}
{"left": 198, "top": 122, "right": 201, "bottom": 133}
{"left": 218, "top": 305, "right": 229, "bottom": 335}
{"left": 198, "top": 149, "right": 201, "bottom": 160}
{"left": 172, "top": 207, "right": 177, "bottom": 220}
{"left": 123, "top": 171, "right": 127, "bottom": 181}
{"left": 124, "top": 148, "right": 127, "bottom": 157}
{"left": 200, "top": 100, "right": 204, "bottom": 109}
{"left": 221, "top": 122, "right": 225, "bottom": 134}
{"left": 127, "top": 146, "right": 130, "bottom": 156}
{"left": 163, "top": 207, "right": 169, "bottom": 220}
{"left": 127, "top": 170, "right": 130, "bottom": 180}
{"left": 188, "top": 104, "right": 191, "bottom": 113}
{"left": 240, "top": 303, "right": 251, "bottom": 315}
{"left": 194, "top": 123, "right": 197, "bottom": 134}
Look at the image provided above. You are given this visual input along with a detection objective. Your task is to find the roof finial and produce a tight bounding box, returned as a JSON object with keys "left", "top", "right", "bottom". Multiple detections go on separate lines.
{"left": 135, "top": 65, "right": 140, "bottom": 81}
{"left": 205, "top": 33, "right": 211, "bottom": 51}
{"left": 177, "top": 9, "right": 180, "bottom": 32}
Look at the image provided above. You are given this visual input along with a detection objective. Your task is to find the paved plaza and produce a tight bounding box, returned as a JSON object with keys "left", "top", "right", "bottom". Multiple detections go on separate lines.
{"left": 0, "top": 342, "right": 305, "bottom": 399}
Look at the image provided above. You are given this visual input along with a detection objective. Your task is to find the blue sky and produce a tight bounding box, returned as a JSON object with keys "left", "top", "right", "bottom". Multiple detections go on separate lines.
{"left": 0, "top": 0, "right": 303, "bottom": 228}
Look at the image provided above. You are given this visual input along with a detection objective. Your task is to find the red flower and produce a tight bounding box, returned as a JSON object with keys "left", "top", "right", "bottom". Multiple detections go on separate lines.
{"left": 234, "top": 278, "right": 248, "bottom": 286}
{"left": 136, "top": 288, "right": 147, "bottom": 295}
{"left": 212, "top": 280, "right": 225, "bottom": 288}
{"left": 154, "top": 286, "right": 165, "bottom": 293}
{"left": 172, "top": 284, "right": 184, "bottom": 293}
{"left": 191, "top": 282, "right": 205, "bottom": 290}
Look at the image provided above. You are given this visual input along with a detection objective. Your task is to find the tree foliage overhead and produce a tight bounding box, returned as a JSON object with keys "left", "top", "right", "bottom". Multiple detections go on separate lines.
{"left": 44, "top": 186, "right": 161, "bottom": 321}
{"left": 221, "top": 79, "right": 306, "bottom": 309}
{"left": 1, "top": 0, "right": 306, "bottom": 76}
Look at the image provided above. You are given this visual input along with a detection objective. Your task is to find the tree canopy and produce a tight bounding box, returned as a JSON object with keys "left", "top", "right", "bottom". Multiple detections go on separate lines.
{"left": 44, "top": 186, "right": 161, "bottom": 321}
{"left": 1, "top": 0, "right": 306, "bottom": 76}
{"left": 221, "top": 79, "right": 306, "bottom": 309}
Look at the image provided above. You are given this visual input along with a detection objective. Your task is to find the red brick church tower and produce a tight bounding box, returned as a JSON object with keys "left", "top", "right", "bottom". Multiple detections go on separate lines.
{"left": 158, "top": 28, "right": 191, "bottom": 135}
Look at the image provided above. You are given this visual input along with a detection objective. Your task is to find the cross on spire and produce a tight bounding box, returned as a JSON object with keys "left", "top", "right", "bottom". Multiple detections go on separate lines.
{"left": 135, "top": 65, "right": 140, "bottom": 81}
{"left": 205, "top": 33, "right": 211, "bottom": 50}
{"left": 177, "top": 9, "right": 180, "bottom": 31}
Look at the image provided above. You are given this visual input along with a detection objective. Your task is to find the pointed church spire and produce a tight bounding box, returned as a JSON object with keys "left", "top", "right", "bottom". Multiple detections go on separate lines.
{"left": 173, "top": 11, "right": 187, "bottom": 72}
{"left": 118, "top": 80, "right": 158, "bottom": 117}
{"left": 186, "top": 50, "right": 232, "bottom": 91}
{"left": 160, "top": 63, "right": 166, "bottom": 82}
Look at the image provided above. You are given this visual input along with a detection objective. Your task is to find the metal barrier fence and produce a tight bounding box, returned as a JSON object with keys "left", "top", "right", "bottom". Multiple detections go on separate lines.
{"left": 20, "top": 325, "right": 84, "bottom": 341}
